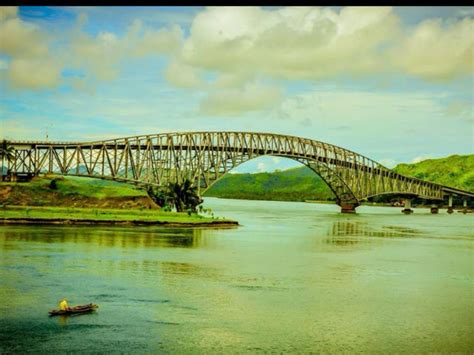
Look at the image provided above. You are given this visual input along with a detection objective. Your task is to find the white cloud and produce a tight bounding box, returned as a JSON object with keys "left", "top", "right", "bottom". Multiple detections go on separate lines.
{"left": 180, "top": 6, "right": 399, "bottom": 81}
{"left": 411, "top": 155, "right": 433, "bottom": 164}
{"left": 68, "top": 20, "right": 183, "bottom": 82}
{"left": 178, "top": 6, "right": 473, "bottom": 83}
{"left": 390, "top": 18, "right": 474, "bottom": 81}
{"left": 132, "top": 23, "right": 183, "bottom": 57}
{"left": 0, "top": 8, "right": 184, "bottom": 89}
{"left": 0, "top": 6, "right": 63, "bottom": 89}
{"left": 1, "top": 5, "right": 473, "bottom": 119}
{"left": 256, "top": 162, "right": 267, "bottom": 172}
{"left": 378, "top": 158, "right": 399, "bottom": 168}
{"left": 156, "top": 6, "right": 473, "bottom": 115}
{"left": 8, "top": 58, "right": 61, "bottom": 89}
{"left": 164, "top": 59, "right": 203, "bottom": 88}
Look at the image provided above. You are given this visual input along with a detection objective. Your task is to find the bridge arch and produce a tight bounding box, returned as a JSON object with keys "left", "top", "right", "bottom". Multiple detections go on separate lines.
{"left": 200, "top": 153, "right": 358, "bottom": 208}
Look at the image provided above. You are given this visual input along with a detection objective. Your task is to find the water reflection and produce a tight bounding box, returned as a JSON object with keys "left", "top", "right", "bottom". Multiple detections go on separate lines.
{"left": 0, "top": 226, "right": 206, "bottom": 250}
{"left": 55, "top": 313, "right": 98, "bottom": 327}
{"left": 324, "top": 221, "right": 423, "bottom": 247}
{"left": 329, "top": 221, "right": 421, "bottom": 238}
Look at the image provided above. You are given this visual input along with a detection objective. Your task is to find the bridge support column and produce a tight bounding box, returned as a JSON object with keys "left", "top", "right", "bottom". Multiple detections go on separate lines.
{"left": 447, "top": 195, "right": 454, "bottom": 214}
{"left": 462, "top": 199, "right": 468, "bottom": 214}
{"left": 340, "top": 203, "right": 357, "bottom": 214}
{"left": 402, "top": 199, "right": 413, "bottom": 214}
{"left": 430, "top": 204, "right": 439, "bottom": 214}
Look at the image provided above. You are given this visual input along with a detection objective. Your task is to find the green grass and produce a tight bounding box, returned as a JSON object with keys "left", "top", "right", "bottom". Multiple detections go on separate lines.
{"left": 61, "top": 176, "right": 146, "bottom": 198}
{"left": 2, "top": 175, "right": 146, "bottom": 199}
{"left": 0, "top": 205, "right": 227, "bottom": 224}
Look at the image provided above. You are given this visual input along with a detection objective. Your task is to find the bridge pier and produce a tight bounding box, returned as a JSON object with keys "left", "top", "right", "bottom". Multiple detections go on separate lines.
{"left": 402, "top": 199, "right": 413, "bottom": 214}
{"left": 340, "top": 203, "right": 357, "bottom": 214}
{"left": 462, "top": 199, "right": 468, "bottom": 214}
{"left": 430, "top": 204, "right": 439, "bottom": 214}
{"left": 447, "top": 195, "right": 454, "bottom": 214}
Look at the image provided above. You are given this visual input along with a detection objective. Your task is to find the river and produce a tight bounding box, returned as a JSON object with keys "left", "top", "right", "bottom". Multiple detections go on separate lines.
{"left": 1, "top": 198, "right": 473, "bottom": 353}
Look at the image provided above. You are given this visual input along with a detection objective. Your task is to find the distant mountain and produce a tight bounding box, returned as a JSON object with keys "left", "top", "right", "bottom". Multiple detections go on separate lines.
{"left": 393, "top": 154, "right": 474, "bottom": 192}
{"left": 205, "top": 154, "right": 474, "bottom": 201}
{"left": 204, "top": 166, "right": 335, "bottom": 202}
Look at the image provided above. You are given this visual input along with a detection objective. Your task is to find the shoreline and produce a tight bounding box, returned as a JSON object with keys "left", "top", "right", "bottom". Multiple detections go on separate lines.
{"left": 0, "top": 205, "right": 239, "bottom": 228}
{"left": 0, "top": 217, "right": 239, "bottom": 228}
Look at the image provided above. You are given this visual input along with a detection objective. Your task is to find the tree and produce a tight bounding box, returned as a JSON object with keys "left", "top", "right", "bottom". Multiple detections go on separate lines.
{"left": 166, "top": 179, "right": 203, "bottom": 213}
{"left": 0, "top": 140, "right": 15, "bottom": 163}
{"left": 147, "top": 179, "right": 203, "bottom": 213}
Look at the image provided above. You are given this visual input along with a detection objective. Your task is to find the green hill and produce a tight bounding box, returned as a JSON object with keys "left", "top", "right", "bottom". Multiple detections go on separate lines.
{"left": 393, "top": 154, "right": 474, "bottom": 192}
{"left": 204, "top": 166, "right": 335, "bottom": 202}
{"left": 205, "top": 154, "right": 474, "bottom": 201}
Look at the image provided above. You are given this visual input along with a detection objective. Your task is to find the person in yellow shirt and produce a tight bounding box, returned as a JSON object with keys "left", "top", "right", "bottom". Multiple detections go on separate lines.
{"left": 59, "top": 298, "right": 70, "bottom": 311}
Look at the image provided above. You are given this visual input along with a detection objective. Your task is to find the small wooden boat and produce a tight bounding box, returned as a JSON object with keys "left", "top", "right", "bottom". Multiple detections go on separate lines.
{"left": 49, "top": 303, "right": 98, "bottom": 316}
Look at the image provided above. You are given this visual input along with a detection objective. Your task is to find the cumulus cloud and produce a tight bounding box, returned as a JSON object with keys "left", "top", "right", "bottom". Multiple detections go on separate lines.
{"left": 0, "top": 8, "right": 184, "bottom": 89}
{"left": 8, "top": 58, "right": 61, "bottom": 89}
{"left": 132, "top": 22, "right": 183, "bottom": 57}
{"left": 177, "top": 6, "right": 473, "bottom": 83}
{"left": 0, "top": 9, "right": 48, "bottom": 58}
{"left": 390, "top": 17, "right": 474, "bottom": 81}
{"left": 160, "top": 6, "right": 473, "bottom": 114}
{"left": 164, "top": 59, "right": 203, "bottom": 88}
{"left": 411, "top": 155, "right": 433, "bottom": 164}
{"left": 1, "top": 5, "right": 473, "bottom": 116}
{"left": 0, "top": 6, "right": 63, "bottom": 89}
{"left": 68, "top": 18, "right": 183, "bottom": 82}
{"left": 199, "top": 82, "right": 282, "bottom": 116}
{"left": 179, "top": 6, "right": 399, "bottom": 81}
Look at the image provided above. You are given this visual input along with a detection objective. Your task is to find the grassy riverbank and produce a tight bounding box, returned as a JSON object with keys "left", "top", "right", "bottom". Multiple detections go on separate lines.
{"left": 0, "top": 175, "right": 156, "bottom": 209}
{"left": 0, "top": 206, "right": 238, "bottom": 227}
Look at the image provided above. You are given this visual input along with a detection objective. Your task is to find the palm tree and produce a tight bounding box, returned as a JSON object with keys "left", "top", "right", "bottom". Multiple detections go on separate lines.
{"left": 167, "top": 179, "right": 203, "bottom": 213}
{"left": 0, "top": 140, "right": 15, "bottom": 162}
{"left": 146, "top": 179, "right": 203, "bottom": 213}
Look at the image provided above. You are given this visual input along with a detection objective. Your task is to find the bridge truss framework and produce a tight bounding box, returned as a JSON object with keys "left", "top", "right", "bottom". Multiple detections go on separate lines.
{"left": 2, "top": 132, "right": 473, "bottom": 212}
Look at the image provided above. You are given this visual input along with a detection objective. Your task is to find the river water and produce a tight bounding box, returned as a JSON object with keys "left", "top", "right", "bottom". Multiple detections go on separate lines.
{"left": 1, "top": 198, "right": 473, "bottom": 353}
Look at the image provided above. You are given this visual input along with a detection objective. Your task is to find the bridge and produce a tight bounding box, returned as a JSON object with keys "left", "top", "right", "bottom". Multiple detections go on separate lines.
{"left": 2, "top": 131, "right": 473, "bottom": 213}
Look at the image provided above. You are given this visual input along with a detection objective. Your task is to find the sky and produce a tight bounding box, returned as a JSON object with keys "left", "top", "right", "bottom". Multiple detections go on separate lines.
{"left": 0, "top": 6, "right": 473, "bottom": 173}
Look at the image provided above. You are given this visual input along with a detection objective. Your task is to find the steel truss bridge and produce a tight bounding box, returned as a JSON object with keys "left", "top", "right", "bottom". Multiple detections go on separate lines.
{"left": 2, "top": 132, "right": 473, "bottom": 212}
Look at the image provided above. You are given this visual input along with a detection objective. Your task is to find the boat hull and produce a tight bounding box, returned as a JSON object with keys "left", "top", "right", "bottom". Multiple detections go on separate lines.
{"left": 49, "top": 303, "right": 98, "bottom": 316}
